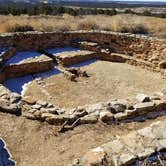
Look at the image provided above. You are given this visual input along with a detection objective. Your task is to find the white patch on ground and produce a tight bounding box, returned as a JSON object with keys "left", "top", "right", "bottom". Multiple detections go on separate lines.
{"left": 5, "top": 51, "right": 42, "bottom": 66}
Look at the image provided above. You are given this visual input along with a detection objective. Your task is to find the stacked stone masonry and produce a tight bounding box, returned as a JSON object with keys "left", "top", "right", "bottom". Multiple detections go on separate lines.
{"left": 0, "top": 31, "right": 165, "bottom": 84}
{"left": 21, "top": 92, "right": 166, "bottom": 129}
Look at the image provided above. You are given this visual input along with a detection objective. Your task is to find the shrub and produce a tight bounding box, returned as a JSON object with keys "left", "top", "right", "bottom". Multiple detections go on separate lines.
{"left": 132, "top": 24, "right": 149, "bottom": 34}
{"left": 77, "top": 20, "right": 99, "bottom": 30}
{"left": 120, "top": 25, "right": 149, "bottom": 34}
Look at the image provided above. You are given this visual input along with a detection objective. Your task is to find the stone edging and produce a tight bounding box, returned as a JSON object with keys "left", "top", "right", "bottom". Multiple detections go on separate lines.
{"left": 21, "top": 92, "right": 166, "bottom": 132}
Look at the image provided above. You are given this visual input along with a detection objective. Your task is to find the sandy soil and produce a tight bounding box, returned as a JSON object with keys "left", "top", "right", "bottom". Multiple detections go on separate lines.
{"left": 25, "top": 61, "right": 166, "bottom": 108}
{"left": 1, "top": 61, "right": 166, "bottom": 166}
{"left": 0, "top": 112, "right": 166, "bottom": 166}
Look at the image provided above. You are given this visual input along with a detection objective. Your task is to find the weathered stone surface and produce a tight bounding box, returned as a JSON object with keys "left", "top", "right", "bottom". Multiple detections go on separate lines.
{"left": 110, "top": 102, "right": 126, "bottom": 114}
{"left": 114, "top": 112, "right": 128, "bottom": 121}
{"left": 36, "top": 100, "right": 48, "bottom": 107}
{"left": 86, "top": 103, "right": 107, "bottom": 114}
{"left": 137, "top": 148, "right": 155, "bottom": 160}
{"left": 119, "top": 152, "right": 136, "bottom": 165}
{"left": 28, "top": 109, "right": 37, "bottom": 114}
{"left": 79, "top": 114, "right": 98, "bottom": 124}
{"left": 22, "top": 96, "right": 36, "bottom": 105}
{"left": 100, "top": 53, "right": 127, "bottom": 63}
{"left": 74, "top": 110, "right": 88, "bottom": 118}
{"left": 45, "top": 115, "right": 65, "bottom": 125}
{"left": 99, "top": 111, "right": 114, "bottom": 123}
{"left": 32, "top": 104, "right": 42, "bottom": 110}
{"left": 136, "top": 93, "right": 150, "bottom": 102}
{"left": 23, "top": 112, "right": 37, "bottom": 120}
{"left": 33, "top": 110, "right": 41, "bottom": 119}
{"left": 47, "top": 103, "right": 54, "bottom": 108}
{"left": 137, "top": 127, "right": 156, "bottom": 139}
{"left": 0, "top": 103, "right": 20, "bottom": 115}
{"left": 73, "top": 120, "right": 166, "bottom": 166}
{"left": 41, "top": 113, "right": 54, "bottom": 120}
{"left": 102, "top": 140, "right": 124, "bottom": 154}
{"left": 158, "top": 139, "right": 166, "bottom": 149}
{"left": 10, "top": 92, "right": 21, "bottom": 103}
{"left": 56, "top": 50, "right": 95, "bottom": 66}
{"left": 0, "top": 85, "right": 10, "bottom": 97}
{"left": 82, "top": 147, "right": 107, "bottom": 166}
{"left": 134, "top": 102, "right": 155, "bottom": 114}
{"left": 47, "top": 108, "right": 59, "bottom": 115}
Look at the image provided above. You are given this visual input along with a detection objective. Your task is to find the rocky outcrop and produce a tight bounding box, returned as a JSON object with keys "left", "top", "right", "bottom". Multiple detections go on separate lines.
{"left": 70, "top": 120, "right": 166, "bottom": 166}
{"left": 0, "top": 31, "right": 166, "bottom": 84}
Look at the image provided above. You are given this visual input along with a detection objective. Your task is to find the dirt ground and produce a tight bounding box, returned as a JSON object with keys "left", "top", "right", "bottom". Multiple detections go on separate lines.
{"left": 25, "top": 61, "right": 166, "bottom": 108}
{"left": 1, "top": 61, "right": 166, "bottom": 166}
{"left": 0, "top": 112, "right": 166, "bottom": 166}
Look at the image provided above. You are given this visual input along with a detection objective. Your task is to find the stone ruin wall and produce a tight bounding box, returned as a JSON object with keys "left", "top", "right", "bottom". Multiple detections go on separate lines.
{"left": 0, "top": 32, "right": 166, "bottom": 165}
{"left": 0, "top": 31, "right": 165, "bottom": 84}
{"left": 3, "top": 60, "right": 53, "bottom": 80}
{"left": 0, "top": 31, "right": 165, "bottom": 58}
{"left": 0, "top": 54, "right": 53, "bottom": 84}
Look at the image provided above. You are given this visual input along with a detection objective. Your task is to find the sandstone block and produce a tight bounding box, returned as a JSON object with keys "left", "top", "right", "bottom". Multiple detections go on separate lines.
{"left": 36, "top": 100, "right": 48, "bottom": 107}
{"left": 86, "top": 103, "right": 107, "bottom": 114}
{"left": 41, "top": 113, "right": 54, "bottom": 120}
{"left": 114, "top": 112, "right": 128, "bottom": 121}
{"left": 136, "top": 93, "right": 150, "bottom": 103}
{"left": 23, "top": 112, "right": 37, "bottom": 120}
{"left": 119, "top": 152, "right": 136, "bottom": 166}
{"left": 134, "top": 102, "right": 155, "bottom": 114}
{"left": 82, "top": 147, "right": 107, "bottom": 166}
{"left": 99, "top": 111, "right": 114, "bottom": 123}
{"left": 45, "top": 115, "right": 65, "bottom": 125}
{"left": 137, "top": 148, "right": 154, "bottom": 160}
{"left": 79, "top": 114, "right": 98, "bottom": 124}
{"left": 102, "top": 139, "right": 124, "bottom": 154}
{"left": 32, "top": 104, "right": 42, "bottom": 110}
{"left": 33, "top": 110, "right": 41, "bottom": 119}
{"left": 22, "top": 96, "right": 36, "bottom": 105}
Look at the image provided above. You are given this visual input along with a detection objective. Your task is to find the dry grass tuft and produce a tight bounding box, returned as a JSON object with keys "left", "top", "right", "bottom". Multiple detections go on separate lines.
{"left": 76, "top": 19, "right": 99, "bottom": 30}
{"left": 0, "top": 14, "right": 165, "bottom": 37}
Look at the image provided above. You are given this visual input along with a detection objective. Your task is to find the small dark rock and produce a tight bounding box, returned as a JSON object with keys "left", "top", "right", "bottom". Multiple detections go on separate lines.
{"left": 110, "top": 103, "right": 126, "bottom": 114}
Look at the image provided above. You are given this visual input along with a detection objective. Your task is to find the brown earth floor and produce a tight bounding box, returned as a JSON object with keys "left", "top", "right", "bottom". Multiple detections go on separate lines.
{"left": 25, "top": 61, "right": 166, "bottom": 108}
{"left": 0, "top": 112, "right": 166, "bottom": 166}
{"left": 2, "top": 61, "right": 165, "bottom": 166}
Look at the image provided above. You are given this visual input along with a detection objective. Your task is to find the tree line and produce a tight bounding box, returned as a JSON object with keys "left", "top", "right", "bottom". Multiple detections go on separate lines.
{"left": 0, "top": 3, "right": 165, "bottom": 18}
{"left": 0, "top": 4, "right": 117, "bottom": 16}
